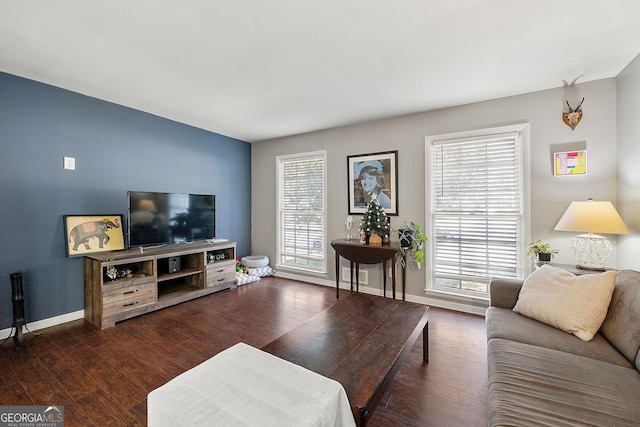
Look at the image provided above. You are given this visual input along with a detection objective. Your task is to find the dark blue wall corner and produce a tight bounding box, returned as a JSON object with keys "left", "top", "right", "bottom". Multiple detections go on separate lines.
{"left": 0, "top": 72, "right": 252, "bottom": 329}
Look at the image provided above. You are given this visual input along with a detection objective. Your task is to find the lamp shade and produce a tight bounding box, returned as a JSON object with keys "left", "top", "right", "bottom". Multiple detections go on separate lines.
{"left": 554, "top": 200, "right": 629, "bottom": 235}
{"left": 138, "top": 199, "right": 158, "bottom": 212}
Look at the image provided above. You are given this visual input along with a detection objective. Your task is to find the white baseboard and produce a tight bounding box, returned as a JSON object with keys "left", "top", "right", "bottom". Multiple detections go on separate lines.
{"left": 0, "top": 309, "right": 85, "bottom": 339}
{"left": 273, "top": 271, "right": 487, "bottom": 316}
{"left": 273, "top": 271, "right": 335, "bottom": 288}
{"left": 413, "top": 293, "right": 488, "bottom": 316}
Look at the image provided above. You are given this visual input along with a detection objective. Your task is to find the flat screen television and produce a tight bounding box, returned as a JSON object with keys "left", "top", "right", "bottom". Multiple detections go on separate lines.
{"left": 127, "top": 191, "right": 216, "bottom": 248}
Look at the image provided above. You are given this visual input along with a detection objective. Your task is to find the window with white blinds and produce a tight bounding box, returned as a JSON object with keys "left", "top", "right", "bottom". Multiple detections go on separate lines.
{"left": 277, "top": 151, "right": 326, "bottom": 273}
{"left": 431, "top": 132, "right": 523, "bottom": 295}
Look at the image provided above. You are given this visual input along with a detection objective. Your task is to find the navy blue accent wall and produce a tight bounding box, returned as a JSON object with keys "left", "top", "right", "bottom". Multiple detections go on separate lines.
{"left": 0, "top": 72, "right": 251, "bottom": 329}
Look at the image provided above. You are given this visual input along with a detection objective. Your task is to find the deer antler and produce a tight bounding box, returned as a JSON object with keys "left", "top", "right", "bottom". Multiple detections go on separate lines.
{"left": 570, "top": 75, "right": 583, "bottom": 85}
{"left": 565, "top": 98, "right": 585, "bottom": 113}
{"left": 563, "top": 75, "right": 583, "bottom": 87}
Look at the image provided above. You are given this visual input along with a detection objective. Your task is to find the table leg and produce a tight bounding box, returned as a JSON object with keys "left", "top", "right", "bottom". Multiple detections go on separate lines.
{"left": 423, "top": 321, "right": 429, "bottom": 363}
{"left": 391, "top": 255, "right": 396, "bottom": 300}
{"left": 402, "top": 255, "right": 406, "bottom": 301}
{"left": 335, "top": 252, "right": 340, "bottom": 300}
{"left": 349, "top": 261, "right": 354, "bottom": 292}
{"left": 355, "top": 262, "right": 360, "bottom": 293}
{"left": 382, "top": 260, "right": 387, "bottom": 297}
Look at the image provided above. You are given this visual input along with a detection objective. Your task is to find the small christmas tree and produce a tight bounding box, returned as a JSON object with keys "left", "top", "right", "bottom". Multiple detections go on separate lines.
{"left": 360, "top": 194, "right": 390, "bottom": 238}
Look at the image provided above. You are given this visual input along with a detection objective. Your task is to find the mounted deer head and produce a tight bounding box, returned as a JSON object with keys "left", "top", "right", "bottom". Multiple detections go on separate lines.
{"left": 563, "top": 97, "right": 584, "bottom": 130}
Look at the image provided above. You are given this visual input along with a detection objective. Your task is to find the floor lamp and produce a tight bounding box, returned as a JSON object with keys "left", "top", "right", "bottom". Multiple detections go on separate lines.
{"left": 554, "top": 199, "right": 629, "bottom": 271}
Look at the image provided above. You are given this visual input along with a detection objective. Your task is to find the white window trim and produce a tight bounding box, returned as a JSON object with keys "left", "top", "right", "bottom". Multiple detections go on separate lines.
{"left": 424, "top": 123, "right": 531, "bottom": 300}
{"left": 276, "top": 150, "right": 327, "bottom": 274}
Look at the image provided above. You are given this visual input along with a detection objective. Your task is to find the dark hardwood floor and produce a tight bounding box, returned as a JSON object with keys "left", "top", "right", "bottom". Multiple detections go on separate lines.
{"left": 0, "top": 277, "right": 488, "bottom": 426}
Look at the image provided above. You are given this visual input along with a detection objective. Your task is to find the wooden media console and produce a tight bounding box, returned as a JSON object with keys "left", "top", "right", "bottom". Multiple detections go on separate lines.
{"left": 84, "top": 241, "right": 236, "bottom": 329}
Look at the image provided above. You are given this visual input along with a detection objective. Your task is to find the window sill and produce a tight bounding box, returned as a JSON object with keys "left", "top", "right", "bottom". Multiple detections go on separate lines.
{"left": 276, "top": 264, "right": 327, "bottom": 277}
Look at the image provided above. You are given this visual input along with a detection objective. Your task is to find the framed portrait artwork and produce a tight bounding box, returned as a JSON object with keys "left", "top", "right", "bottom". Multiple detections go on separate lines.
{"left": 347, "top": 150, "right": 398, "bottom": 215}
{"left": 63, "top": 214, "right": 125, "bottom": 257}
{"left": 554, "top": 150, "right": 587, "bottom": 176}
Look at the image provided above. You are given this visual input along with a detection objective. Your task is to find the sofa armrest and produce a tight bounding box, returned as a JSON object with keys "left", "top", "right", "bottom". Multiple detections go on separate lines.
{"left": 489, "top": 277, "right": 524, "bottom": 309}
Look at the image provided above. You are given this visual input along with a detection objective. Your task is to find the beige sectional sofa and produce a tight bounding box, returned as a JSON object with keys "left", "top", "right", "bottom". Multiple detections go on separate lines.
{"left": 486, "top": 268, "right": 640, "bottom": 426}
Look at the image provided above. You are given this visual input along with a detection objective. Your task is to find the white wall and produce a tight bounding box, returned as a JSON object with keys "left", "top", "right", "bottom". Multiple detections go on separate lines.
{"left": 616, "top": 53, "right": 640, "bottom": 269}
{"left": 252, "top": 78, "right": 620, "bottom": 311}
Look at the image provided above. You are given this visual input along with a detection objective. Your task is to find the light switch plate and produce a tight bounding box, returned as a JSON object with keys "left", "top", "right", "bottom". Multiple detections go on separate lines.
{"left": 63, "top": 156, "right": 76, "bottom": 170}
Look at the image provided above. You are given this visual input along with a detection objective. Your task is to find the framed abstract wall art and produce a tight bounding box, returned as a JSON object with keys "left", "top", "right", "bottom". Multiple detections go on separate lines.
{"left": 554, "top": 150, "right": 587, "bottom": 176}
{"left": 347, "top": 150, "right": 398, "bottom": 215}
{"left": 64, "top": 214, "right": 125, "bottom": 257}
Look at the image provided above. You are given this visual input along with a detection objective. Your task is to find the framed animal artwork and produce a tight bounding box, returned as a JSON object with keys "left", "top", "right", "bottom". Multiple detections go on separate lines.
{"left": 64, "top": 214, "right": 125, "bottom": 257}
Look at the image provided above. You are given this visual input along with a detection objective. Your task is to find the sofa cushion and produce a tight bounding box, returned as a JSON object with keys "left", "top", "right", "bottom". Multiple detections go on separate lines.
{"left": 513, "top": 265, "right": 617, "bottom": 341}
{"left": 488, "top": 338, "right": 640, "bottom": 426}
{"left": 600, "top": 269, "right": 640, "bottom": 367}
{"left": 486, "top": 307, "right": 632, "bottom": 367}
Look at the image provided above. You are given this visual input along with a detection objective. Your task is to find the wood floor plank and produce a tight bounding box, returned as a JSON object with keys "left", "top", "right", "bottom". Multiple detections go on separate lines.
{"left": 0, "top": 277, "right": 488, "bottom": 426}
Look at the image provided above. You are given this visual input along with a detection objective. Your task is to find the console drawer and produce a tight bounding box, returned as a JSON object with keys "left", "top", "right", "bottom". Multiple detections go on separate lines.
{"left": 206, "top": 261, "right": 236, "bottom": 289}
{"left": 103, "top": 281, "right": 155, "bottom": 303}
{"left": 207, "top": 262, "right": 236, "bottom": 276}
{"left": 103, "top": 282, "right": 155, "bottom": 316}
{"left": 207, "top": 273, "right": 236, "bottom": 288}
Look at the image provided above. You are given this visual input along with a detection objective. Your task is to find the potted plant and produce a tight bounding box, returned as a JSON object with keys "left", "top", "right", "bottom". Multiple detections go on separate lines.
{"left": 527, "top": 239, "right": 559, "bottom": 262}
{"left": 398, "top": 221, "right": 428, "bottom": 268}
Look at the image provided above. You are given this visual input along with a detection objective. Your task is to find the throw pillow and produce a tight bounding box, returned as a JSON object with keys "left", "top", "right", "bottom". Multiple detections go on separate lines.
{"left": 513, "top": 265, "right": 617, "bottom": 341}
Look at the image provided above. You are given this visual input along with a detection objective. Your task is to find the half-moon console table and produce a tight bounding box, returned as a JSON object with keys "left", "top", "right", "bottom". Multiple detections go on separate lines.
{"left": 331, "top": 239, "right": 405, "bottom": 300}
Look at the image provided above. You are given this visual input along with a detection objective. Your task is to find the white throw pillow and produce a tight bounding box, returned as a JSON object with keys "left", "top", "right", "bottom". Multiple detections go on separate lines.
{"left": 513, "top": 265, "right": 617, "bottom": 341}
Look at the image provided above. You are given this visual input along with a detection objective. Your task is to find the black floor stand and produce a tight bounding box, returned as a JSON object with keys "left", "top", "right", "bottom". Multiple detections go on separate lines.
{"left": 5, "top": 271, "right": 27, "bottom": 346}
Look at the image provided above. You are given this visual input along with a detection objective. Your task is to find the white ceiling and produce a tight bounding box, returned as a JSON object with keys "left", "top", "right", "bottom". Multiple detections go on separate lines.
{"left": 1, "top": 1, "right": 640, "bottom": 142}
